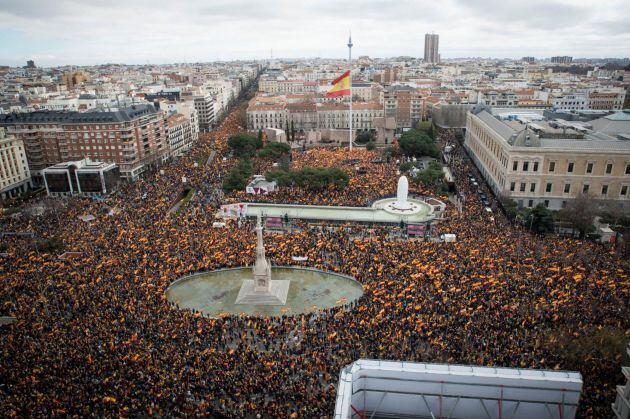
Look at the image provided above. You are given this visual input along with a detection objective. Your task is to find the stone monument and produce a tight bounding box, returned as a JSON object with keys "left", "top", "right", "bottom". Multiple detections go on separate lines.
{"left": 235, "top": 216, "right": 290, "bottom": 305}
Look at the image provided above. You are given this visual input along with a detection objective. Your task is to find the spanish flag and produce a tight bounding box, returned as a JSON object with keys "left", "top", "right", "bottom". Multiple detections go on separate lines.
{"left": 326, "top": 70, "right": 351, "bottom": 97}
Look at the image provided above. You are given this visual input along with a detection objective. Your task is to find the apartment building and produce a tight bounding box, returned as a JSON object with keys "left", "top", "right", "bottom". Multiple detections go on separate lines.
{"left": 259, "top": 78, "right": 279, "bottom": 93}
{"left": 382, "top": 86, "right": 426, "bottom": 129}
{"left": 588, "top": 91, "right": 626, "bottom": 110}
{"left": 167, "top": 113, "right": 197, "bottom": 158}
{"left": 465, "top": 107, "right": 630, "bottom": 210}
{"left": 0, "top": 127, "right": 31, "bottom": 199}
{"left": 0, "top": 104, "right": 167, "bottom": 182}
{"left": 478, "top": 91, "right": 518, "bottom": 107}
{"left": 193, "top": 95, "right": 216, "bottom": 130}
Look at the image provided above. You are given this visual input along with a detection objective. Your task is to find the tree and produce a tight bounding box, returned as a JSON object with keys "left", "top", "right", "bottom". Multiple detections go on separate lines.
{"left": 366, "top": 141, "right": 376, "bottom": 151}
{"left": 285, "top": 120, "right": 290, "bottom": 141}
{"left": 290, "top": 120, "right": 296, "bottom": 142}
{"left": 415, "top": 120, "right": 435, "bottom": 139}
{"left": 258, "top": 141, "right": 291, "bottom": 159}
{"left": 355, "top": 130, "right": 375, "bottom": 144}
{"left": 222, "top": 159, "right": 252, "bottom": 193}
{"left": 397, "top": 129, "right": 439, "bottom": 158}
{"left": 558, "top": 193, "right": 598, "bottom": 238}
{"left": 228, "top": 133, "right": 261, "bottom": 158}
{"left": 257, "top": 129, "right": 263, "bottom": 144}
{"left": 278, "top": 155, "right": 291, "bottom": 172}
{"left": 413, "top": 161, "right": 443, "bottom": 188}
{"left": 266, "top": 167, "right": 349, "bottom": 190}
{"left": 501, "top": 196, "right": 519, "bottom": 220}
{"left": 525, "top": 204, "right": 556, "bottom": 234}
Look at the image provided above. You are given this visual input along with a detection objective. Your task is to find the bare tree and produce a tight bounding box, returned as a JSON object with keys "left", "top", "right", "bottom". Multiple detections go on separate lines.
{"left": 558, "top": 193, "right": 598, "bottom": 238}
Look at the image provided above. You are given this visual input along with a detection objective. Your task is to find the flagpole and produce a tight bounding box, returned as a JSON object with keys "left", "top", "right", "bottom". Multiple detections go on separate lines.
{"left": 347, "top": 32, "right": 353, "bottom": 152}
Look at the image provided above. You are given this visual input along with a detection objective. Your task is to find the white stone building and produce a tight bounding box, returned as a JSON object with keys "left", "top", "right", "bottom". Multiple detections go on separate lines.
{"left": 465, "top": 107, "right": 630, "bottom": 210}
{"left": 551, "top": 93, "right": 588, "bottom": 111}
{"left": 0, "top": 127, "right": 31, "bottom": 199}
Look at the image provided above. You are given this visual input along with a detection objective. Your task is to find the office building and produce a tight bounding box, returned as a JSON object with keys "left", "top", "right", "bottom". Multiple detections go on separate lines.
{"left": 424, "top": 33, "right": 439, "bottom": 64}
{"left": 465, "top": 107, "right": 630, "bottom": 210}
{"left": 43, "top": 159, "right": 121, "bottom": 197}
{"left": 0, "top": 127, "right": 31, "bottom": 200}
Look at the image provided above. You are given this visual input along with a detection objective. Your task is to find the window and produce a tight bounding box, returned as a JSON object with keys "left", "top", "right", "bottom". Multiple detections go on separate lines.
{"left": 621, "top": 185, "right": 628, "bottom": 196}
{"left": 513, "top": 161, "right": 518, "bottom": 171}
{"left": 520, "top": 182, "right": 526, "bottom": 192}
{"left": 523, "top": 161, "right": 529, "bottom": 172}
{"left": 561, "top": 201, "right": 567, "bottom": 209}
{"left": 544, "top": 200, "right": 549, "bottom": 207}
{"left": 586, "top": 162, "right": 593, "bottom": 174}
{"left": 626, "top": 164, "right": 630, "bottom": 175}
{"left": 601, "top": 185, "right": 608, "bottom": 196}
{"left": 583, "top": 184, "right": 590, "bottom": 194}
{"left": 528, "top": 200, "right": 533, "bottom": 208}
{"left": 510, "top": 182, "right": 515, "bottom": 192}
{"left": 530, "top": 183, "right": 536, "bottom": 193}
{"left": 564, "top": 183, "right": 571, "bottom": 194}
{"left": 546, "top": 183, "right": 552, "bottom": 193}
{"left": 533, "top": 162, "right": 539, "bottom": 172}
{"left": 549, "top": 161, "right": 555, "bottom": 172}
{"left": 567, "top": 162, "right": 574, "bottom": 173}
{"left": 605, "top": 163, "right": 613, "bottom": 175}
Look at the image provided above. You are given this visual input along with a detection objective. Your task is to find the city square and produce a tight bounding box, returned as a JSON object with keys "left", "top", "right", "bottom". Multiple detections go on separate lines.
{"left": 0, "top": 2, "right": 629, "bottom": 417}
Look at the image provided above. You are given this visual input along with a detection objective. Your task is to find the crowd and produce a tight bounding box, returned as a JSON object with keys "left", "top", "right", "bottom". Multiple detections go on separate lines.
{"left": 0, "top": 100, "right": 628, "bottom": 418}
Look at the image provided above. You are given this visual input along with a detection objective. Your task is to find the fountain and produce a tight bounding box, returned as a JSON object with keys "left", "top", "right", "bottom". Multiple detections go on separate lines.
{"left": 383, "top": 175, "right": 422, "bottom": 215}
{"left": 165, "top": 217, "right": 363, "bottom": 317}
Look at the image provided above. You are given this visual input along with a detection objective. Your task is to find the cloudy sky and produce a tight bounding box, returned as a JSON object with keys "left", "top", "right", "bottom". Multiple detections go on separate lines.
{"left": 1, "top": 0, "right": 629, "bottom": 67}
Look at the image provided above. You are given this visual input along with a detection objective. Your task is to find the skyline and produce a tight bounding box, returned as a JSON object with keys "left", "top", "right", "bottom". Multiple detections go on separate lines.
{"left": 0, "top": 0, "right": 629, "bottom": 67}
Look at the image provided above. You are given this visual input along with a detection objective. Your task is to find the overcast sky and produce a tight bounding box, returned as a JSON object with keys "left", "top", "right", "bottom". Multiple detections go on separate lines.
{"left": 1, "top": 0, "right": 629, "bottom": 67}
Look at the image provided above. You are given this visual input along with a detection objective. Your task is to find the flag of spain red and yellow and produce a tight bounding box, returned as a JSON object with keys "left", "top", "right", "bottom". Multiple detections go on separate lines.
{"left": 326, "top": 70, "right": 350, "bottom": 97}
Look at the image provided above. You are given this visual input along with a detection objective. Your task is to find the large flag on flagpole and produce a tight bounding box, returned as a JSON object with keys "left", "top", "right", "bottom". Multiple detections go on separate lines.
{"left": 326, "top": 70, "right": 351, "bottom": 97}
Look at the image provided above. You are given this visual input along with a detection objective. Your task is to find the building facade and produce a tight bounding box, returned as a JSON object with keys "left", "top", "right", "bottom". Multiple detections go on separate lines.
{"left": 552, "top": 93, "right": 588, "bottom": 111}
{"left": 0, "top": 127, "right": 31, "bottom": 200}
{"left": 465, "top": 107, "right": 630, "bottom": 210}
{"left": 383, "top": 86, "right": 426, "bottom": 129}
{"left": 588, "top": 91, "right": 626, "bottom": 110}
{"left": 0, "top": 105, "right": 167, "bottom": 182}
{"left": 246, "top": 101, "right": 383, "bottom": 132}
{"left": 166, "top": 113, "right": 197, "bottom": 158}
{"left": 193, "top": 95, "right": 216, "bottom": 130}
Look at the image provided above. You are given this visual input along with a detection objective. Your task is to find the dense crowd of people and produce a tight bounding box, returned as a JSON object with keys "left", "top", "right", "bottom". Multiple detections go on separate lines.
{"left": 0, "top": 100, "right": 628, "bottom": 418}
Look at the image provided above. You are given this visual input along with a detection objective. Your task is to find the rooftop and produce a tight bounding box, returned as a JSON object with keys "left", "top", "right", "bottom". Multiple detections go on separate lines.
{"left": 473, "top": 107, "right": 630, "bottom": 151}
{"left": 0, "top": 104, "right": 159, "bottom": 124}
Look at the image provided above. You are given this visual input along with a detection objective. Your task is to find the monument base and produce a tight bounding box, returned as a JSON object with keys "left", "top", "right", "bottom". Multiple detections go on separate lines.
{"left": 235, "top": 280, "right": 291, "bottom": 305}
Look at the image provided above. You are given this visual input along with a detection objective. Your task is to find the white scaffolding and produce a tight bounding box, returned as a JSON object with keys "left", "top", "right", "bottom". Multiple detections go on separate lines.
{"left": 335, "top": 360, "right": 583, "bottom": 419}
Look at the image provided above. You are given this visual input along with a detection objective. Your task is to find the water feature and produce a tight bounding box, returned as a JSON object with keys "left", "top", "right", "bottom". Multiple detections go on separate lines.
{"left": 166, "top": 266, "right": 364, "bottom": 317}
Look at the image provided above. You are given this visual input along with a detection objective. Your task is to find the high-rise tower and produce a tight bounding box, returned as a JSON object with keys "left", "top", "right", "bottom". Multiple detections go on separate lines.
{"left": 424, "top": 33, "right": 439, "bottom": 64}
